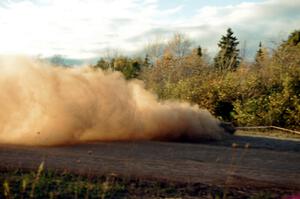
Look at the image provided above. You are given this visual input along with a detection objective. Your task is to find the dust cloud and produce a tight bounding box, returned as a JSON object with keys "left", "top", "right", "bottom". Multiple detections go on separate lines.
{"left": 0, "top": 56, "right": 228, "bottom": 146}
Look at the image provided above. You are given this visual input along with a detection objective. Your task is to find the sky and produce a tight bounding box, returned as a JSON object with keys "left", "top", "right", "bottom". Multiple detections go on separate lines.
{"left": 0, "top": 0, "right": 299, "bottom": 59}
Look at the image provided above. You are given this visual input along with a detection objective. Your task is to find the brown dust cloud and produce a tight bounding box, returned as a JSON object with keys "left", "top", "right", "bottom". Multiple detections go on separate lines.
{"left": 0, "top": 56, "right": 228, "bottom": 146}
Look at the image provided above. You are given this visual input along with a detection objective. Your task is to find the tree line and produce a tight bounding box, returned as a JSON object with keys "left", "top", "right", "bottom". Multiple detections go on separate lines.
{"left": 92, "top": 29, "right": 300, "bottom": 130}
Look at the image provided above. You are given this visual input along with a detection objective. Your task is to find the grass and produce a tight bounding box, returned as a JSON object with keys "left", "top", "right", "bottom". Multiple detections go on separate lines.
{"left": 236, "top": 130, "right": 300, "bottom": 139}
{"left": 1, "top": 138, "right": 298, "bottom": 199}
{"left": 1, "top": 164, "right": 297, "bottom": 199}
{"left": 1, "top": 168, "right": 126, "bottom": 199}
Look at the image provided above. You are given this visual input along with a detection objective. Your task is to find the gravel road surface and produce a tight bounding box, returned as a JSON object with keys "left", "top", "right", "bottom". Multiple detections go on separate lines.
{"left": 0, "top": 134, "right": 299, "bottom": 191}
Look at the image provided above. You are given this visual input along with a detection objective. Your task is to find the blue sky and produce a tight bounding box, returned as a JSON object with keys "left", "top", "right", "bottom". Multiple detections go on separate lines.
{"left": 0, "top": 0, "right": 299, "bottom": 59}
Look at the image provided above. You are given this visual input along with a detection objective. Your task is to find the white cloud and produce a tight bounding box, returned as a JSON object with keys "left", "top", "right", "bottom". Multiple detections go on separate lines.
{"left": 174, "top": 0, "right": 300, "bottom": 58}
{"left": 0, "top": 0, "right": 165, "bottom": 58}
{"left": 0, "top": 0, "right": 299, "bottom": 59}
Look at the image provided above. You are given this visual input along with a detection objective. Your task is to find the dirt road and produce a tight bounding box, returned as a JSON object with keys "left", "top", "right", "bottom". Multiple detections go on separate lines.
{"left": 0, "top": 134, "right": 300, "bottom": 191}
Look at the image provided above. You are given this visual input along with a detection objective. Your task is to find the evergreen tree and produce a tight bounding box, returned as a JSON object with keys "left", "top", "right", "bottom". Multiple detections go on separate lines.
{"left": 143, "top": 54, "right": 151, "bottom": 68}
{"left": 255, "top": 42, "right": 264, "bottom": 64}
{"left": 197, "top": 46, "right": 202, "bottom": 57}
{"left": 214, "top": 28, "right": 240, "bottom": 71}
{"left": 131, "top": 60, "right": 141, "bottom": 78}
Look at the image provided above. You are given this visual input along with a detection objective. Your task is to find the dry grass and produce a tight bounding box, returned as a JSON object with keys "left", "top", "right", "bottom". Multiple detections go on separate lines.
{"left": 236, "top": 130, "right": 300, "bottom": 140}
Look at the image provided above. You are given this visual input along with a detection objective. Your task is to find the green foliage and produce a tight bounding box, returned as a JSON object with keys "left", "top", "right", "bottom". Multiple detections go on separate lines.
{"left": 1, "top": 169, "right": 285, "bottom": 199}
{"left": 140, "top": 29, "right": 300, "bottom": 130}
{"left": 0, "top": 170, "right": 127, "bottom": 199}
{"left": 93, "top": 56, "right": 143, "bottom": 79}
{"left": 214, "top": 28, "right": 240, "bottom": 71}
{"left": 255, "top": 42, "right": 264, "bottom": 64}
{"left": 141, "top": 48, "right": 207, "bottom": 100}
{"left": 197, "top": 46, "right": 203, "bottom": 57}
{"left": 143, "top": 54, "right": 151, "bottom": 68}
{"left": 284, "top": 30, "right": 300, "bottom": 46}
{"left": 94, "top": 58, "right": 110, "bottom": 70}
{"left": 91, "top": 29, "right": 300, "bottom": 130}
{"left": 233, "top": 44, "right": 300, "bottom": 129}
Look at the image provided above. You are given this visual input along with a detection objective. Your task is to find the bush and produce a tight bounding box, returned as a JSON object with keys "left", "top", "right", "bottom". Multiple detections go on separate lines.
{"left": 140, "top": 32, "right": 300, "bottom": 130}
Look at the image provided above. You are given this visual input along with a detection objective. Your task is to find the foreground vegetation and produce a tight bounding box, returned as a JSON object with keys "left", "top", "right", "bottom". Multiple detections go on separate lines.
{"left": 93, "top": 29, "right": 300, "bottom": 130}
{"left": 1, "top": 167, "right": 296, "bottom": 199}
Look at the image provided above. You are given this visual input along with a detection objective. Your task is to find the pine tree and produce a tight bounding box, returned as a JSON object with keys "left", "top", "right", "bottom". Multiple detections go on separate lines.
{"left": 214, "top": 28, "right": 240, "bottom": 71}
{"left": 143, "top": 54, "right": 151, "bottom": 68}
{"left": 255, "top": 42, "right": 264, "bottom": 64}
{"left": 197, "top": 46, "right": 202, "bottom": 57}
{"left": 131, "top": 60, "right": 141, "bottom": 78}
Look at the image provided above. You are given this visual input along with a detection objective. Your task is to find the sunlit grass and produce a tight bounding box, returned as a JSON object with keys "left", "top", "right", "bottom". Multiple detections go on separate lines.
{"left": 1, "top": 164, "right": 295, "bottom": 199}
